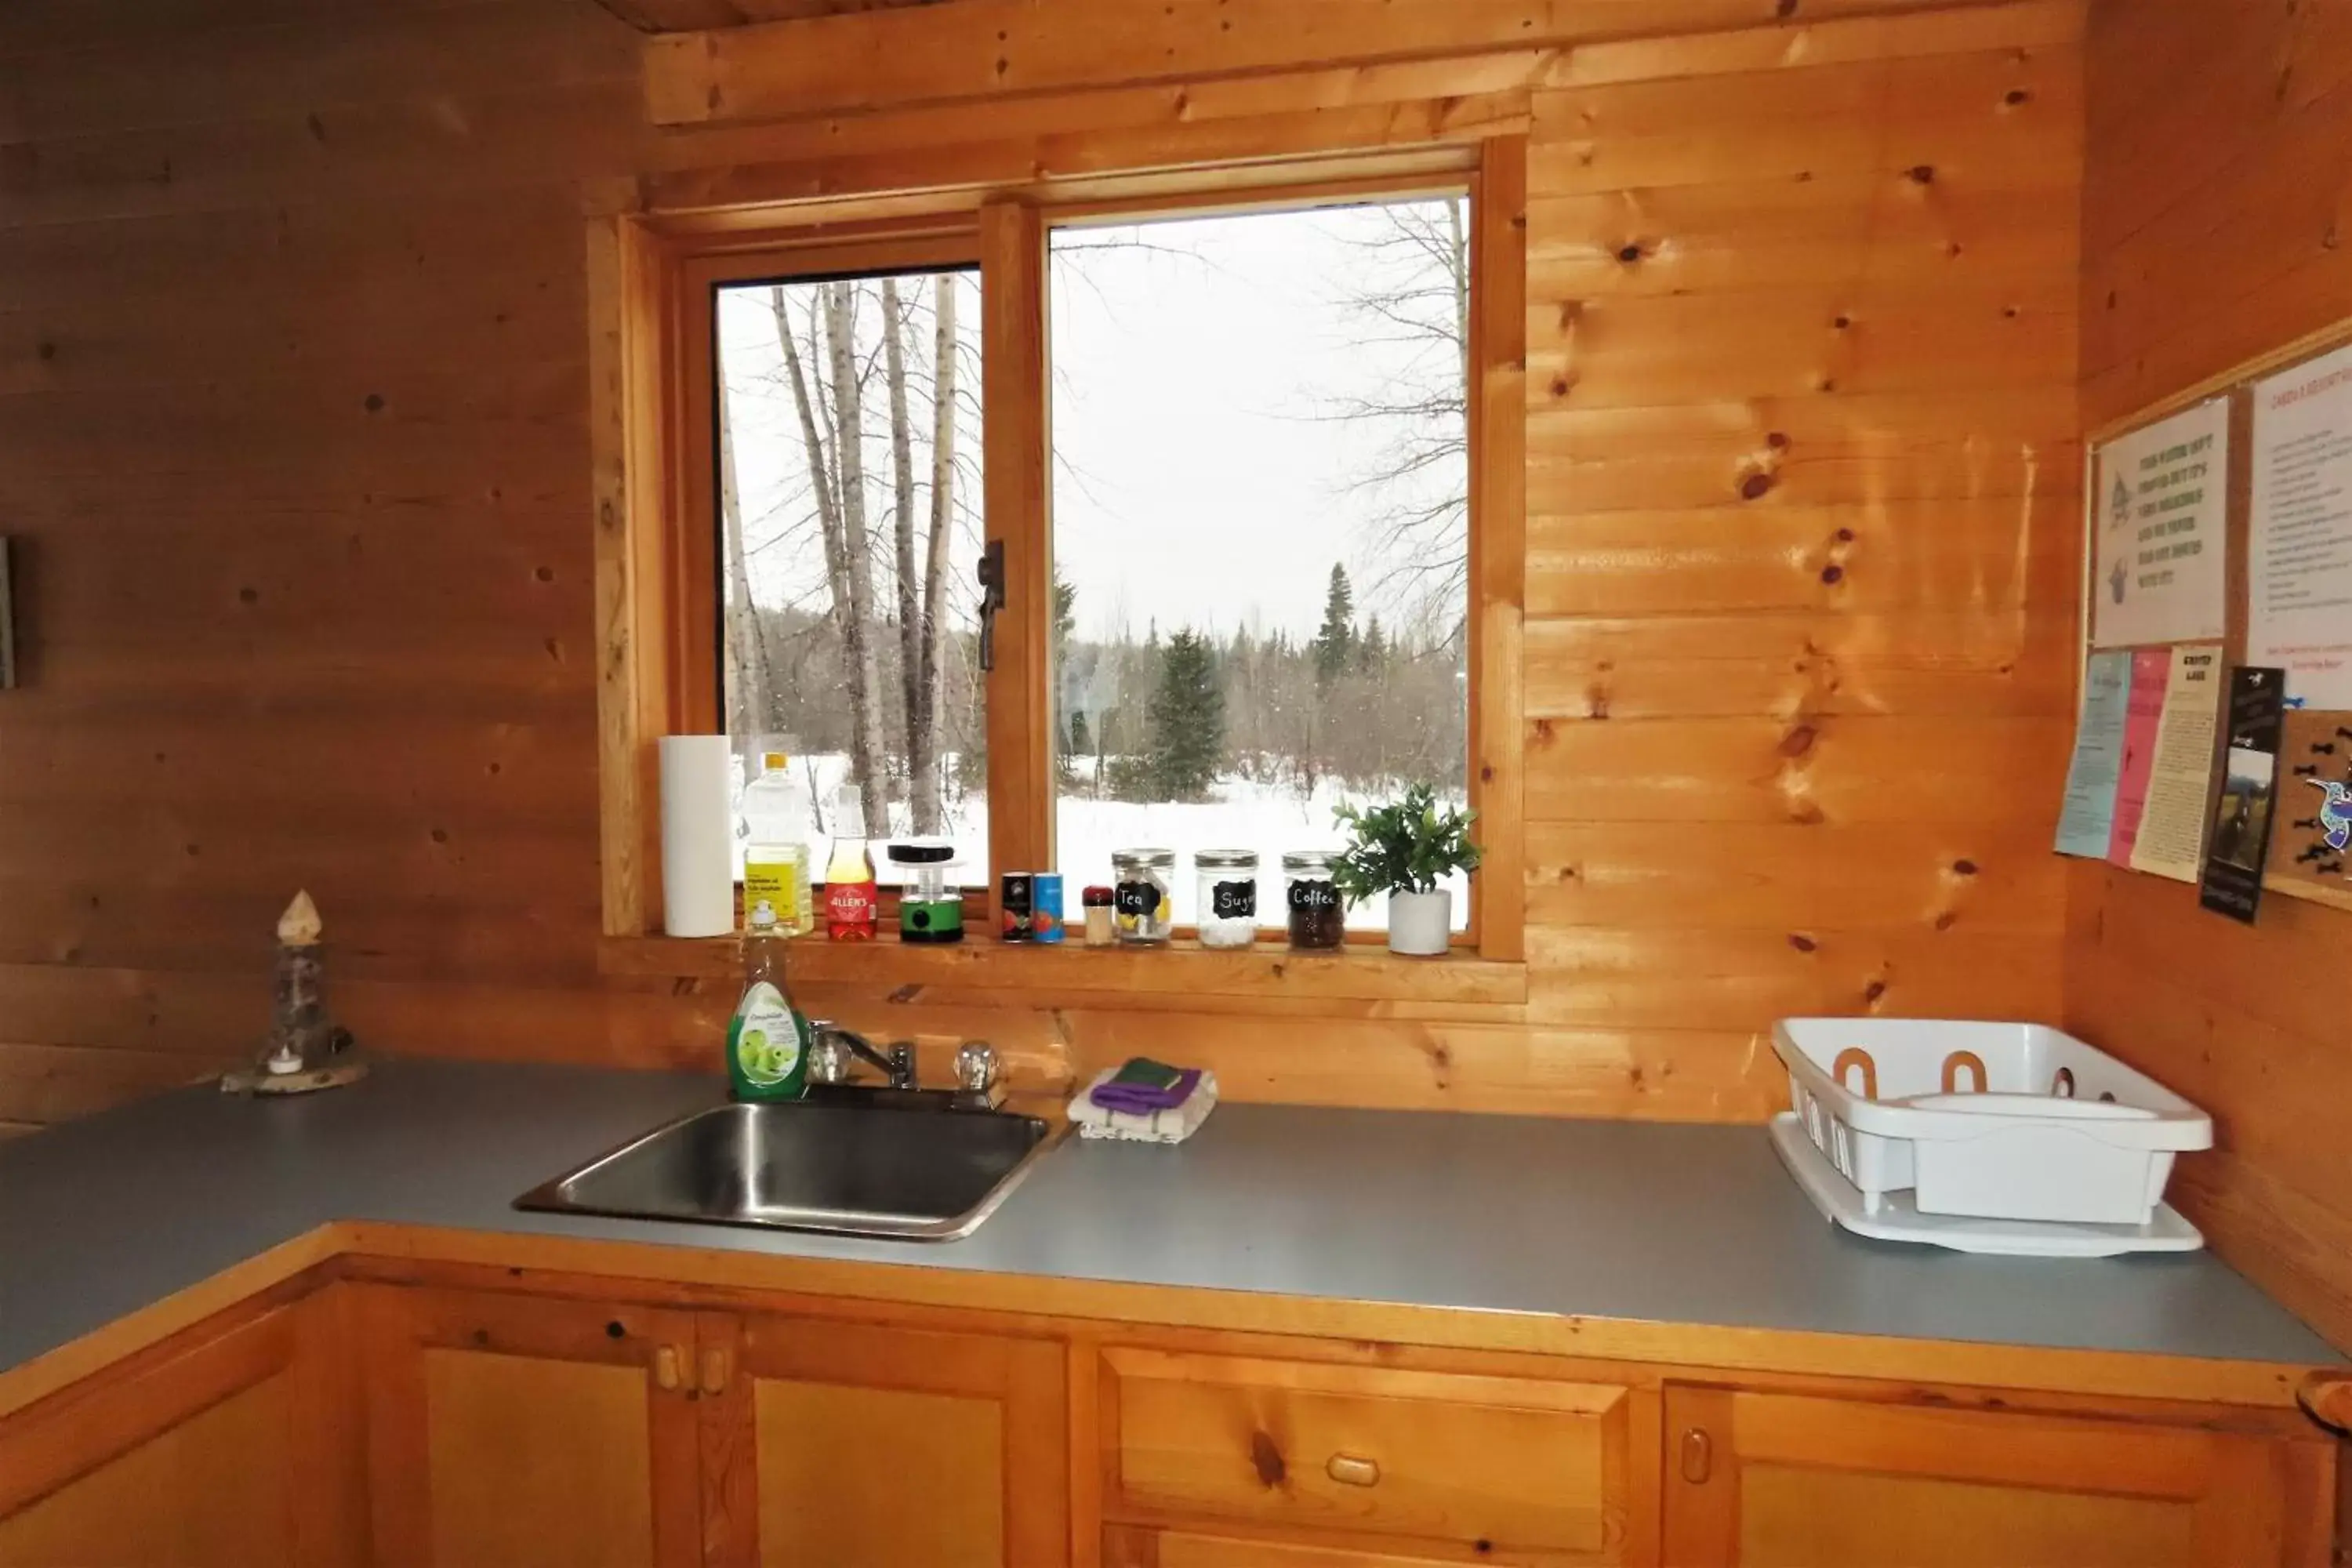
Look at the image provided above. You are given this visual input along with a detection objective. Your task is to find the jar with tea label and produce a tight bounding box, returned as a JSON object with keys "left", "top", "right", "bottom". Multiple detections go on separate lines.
{"left": 1193, "top": 850, "right": 1259, "bottom": 949}
{"left": 1283, "top": 850, "right": 1345, "bottom": 951}
{"left": 1110, "top": 849, "right": 1175, "bottom": 945}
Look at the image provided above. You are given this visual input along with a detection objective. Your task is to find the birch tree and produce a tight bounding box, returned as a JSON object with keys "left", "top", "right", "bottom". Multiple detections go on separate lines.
{"left": 739, "top": 273, "right": 978, "bottom": 840}
{"left": 911, "top": 276, "right": 959, "bottom": 832}
{"left": 1327, "top": 197, "right": 1472, "bottom": 639}
{"left": 821, "top": 281, "right": 891, "bottom": 832}
{"left": 717, "top": 337, "right": 775, "bottom": 739}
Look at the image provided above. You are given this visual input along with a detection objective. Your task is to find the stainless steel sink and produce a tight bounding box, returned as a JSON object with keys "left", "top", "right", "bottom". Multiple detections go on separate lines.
{"left": 515, "top": 1091, "right": 1062, "bottom": 1242}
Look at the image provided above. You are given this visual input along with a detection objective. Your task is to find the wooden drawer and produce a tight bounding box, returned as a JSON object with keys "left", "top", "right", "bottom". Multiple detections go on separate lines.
{"left": 1101, "top": 1348, "right": 1637, "bottom": 1559}
{"left": 1105, "top": 1524, "right": 1463, "bottom": 1566}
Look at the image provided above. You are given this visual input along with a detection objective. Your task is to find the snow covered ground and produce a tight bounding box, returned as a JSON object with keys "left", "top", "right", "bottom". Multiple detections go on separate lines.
{"left": 734, "top": 750, "right": 1469, "bottom": 931}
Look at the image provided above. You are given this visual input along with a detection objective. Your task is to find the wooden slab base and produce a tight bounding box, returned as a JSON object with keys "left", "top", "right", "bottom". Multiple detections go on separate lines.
{"left": 220, "top": 1054, "right": 371, "bottom": 1097}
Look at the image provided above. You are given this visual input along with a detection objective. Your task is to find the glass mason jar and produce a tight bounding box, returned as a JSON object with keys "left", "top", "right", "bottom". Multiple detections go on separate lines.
{"left": 1193, "top": 850, "right": 1260, "bottom": 949}
{"left": 1282, "top": 850, "right": 1346, "bottom": 952}
{"left": 1110, "top": 849, "right": 1176, "bottom": 945}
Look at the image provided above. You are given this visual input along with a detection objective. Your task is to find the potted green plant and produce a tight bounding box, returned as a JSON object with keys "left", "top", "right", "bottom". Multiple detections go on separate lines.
{"left": 1331, "top": 784, "right": 1483, "bottom": 956}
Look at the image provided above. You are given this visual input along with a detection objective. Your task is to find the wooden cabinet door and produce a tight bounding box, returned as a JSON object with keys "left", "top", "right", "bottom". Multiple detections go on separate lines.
{"left": 0, "top": 1284, "right": 363, "bottom": 1568}
{"left": 699, "top": 1309, "right": 1069, "bottom": 1568}
{"left": 1662, "top": 1385, "right": 2325, "bottom": 1568}
{"left": 355, "top": 1283, "right": 703, "bottom": 1568}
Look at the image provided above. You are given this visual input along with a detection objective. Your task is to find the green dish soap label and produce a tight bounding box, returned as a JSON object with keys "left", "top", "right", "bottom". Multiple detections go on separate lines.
{"left": 728, "top": 982, "right": 808, "bottom": 1100}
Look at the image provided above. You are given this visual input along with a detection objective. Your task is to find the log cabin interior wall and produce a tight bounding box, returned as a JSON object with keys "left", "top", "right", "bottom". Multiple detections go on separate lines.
{"left": 0, "top": 2, "right": 2082, "bottom": 1136}
{"left": 2067, "top": 0, "right": 2352, "bottom": 1352}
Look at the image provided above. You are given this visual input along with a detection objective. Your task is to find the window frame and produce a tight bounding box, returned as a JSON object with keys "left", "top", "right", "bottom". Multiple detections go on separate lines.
{"left": 595, "top": 137, "right": 1526, "bottom": 964}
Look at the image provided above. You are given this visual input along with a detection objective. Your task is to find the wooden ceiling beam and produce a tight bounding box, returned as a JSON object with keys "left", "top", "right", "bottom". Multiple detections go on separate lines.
{"left": 597, "top": 0, "right": 952, "bottom": 33}
{"left": 593, "top": 0, "right": 753, "bottom": 33}
{"left": 644, "top": 0, "right": 1998, "bottom": 128}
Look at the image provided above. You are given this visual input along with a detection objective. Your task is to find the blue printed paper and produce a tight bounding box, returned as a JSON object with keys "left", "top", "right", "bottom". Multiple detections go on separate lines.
{"left": 2056, "top": 651, "right": 2133, "bottom": 856}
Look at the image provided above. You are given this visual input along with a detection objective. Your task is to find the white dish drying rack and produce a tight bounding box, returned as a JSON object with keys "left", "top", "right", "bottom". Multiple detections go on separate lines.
{"left": 1772, "top": 1019, "right": 2212, "bottom": 1255}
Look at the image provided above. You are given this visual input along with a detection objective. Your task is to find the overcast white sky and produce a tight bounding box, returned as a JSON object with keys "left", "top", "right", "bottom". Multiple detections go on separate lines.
{"left": 718, "top": 198, "right": 1466, "bottom": 647}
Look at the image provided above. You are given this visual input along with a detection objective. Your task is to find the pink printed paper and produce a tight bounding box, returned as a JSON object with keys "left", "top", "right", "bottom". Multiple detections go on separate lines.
{"left": 2106, "top": 647, "right": 2172, "bottom": 864}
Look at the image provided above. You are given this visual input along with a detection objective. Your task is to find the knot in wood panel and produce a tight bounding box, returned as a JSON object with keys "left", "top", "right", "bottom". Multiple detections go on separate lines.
{"left": 1247, "top": 1429, "right": 1287, "bottom": 1489}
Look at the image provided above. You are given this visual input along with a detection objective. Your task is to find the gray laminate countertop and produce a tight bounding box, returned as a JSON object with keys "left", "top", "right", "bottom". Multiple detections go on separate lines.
{"left": 0, "top": 1058, "right": 2337, "bottom": 1378}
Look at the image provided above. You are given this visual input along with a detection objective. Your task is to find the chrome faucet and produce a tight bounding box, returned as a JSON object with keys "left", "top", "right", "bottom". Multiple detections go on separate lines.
{"left": 808, "top": 1022, "right": 917, "bottom": 1091}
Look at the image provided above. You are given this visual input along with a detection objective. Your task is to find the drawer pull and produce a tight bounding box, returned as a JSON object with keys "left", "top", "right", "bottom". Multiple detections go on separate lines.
{"left": 1326, "top": 1453, "right": 1381, "bottom": 1488}
{"left": 652, "top": 1344, "right": 683, "bottom": 1393}
{"left": 1680, "top": 1427, "right": 1713, "bottom": 1485}
{"left": 699, "top": 1346, "right": 730, "bottom": 1396}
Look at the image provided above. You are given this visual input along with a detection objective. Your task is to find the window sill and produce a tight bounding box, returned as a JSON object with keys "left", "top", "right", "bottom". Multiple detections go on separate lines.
{"left": 598, "top": 932, "right": 1527, "bottom": 1008}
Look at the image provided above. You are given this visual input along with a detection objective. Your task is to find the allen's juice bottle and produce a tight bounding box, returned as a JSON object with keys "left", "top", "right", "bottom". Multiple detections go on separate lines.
{"left": 824, "top": 786, "right": 880, "bottom": 942}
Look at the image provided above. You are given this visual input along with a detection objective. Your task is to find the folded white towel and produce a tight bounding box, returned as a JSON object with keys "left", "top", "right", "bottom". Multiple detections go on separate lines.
{"left": 1069, "top": 1067, "right": 1219, "bottom": 1143}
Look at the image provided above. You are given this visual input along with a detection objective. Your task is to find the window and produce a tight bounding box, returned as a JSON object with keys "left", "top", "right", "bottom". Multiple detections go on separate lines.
{"left": 714, "top": 264, "right": 987, "bottom": 887}
{"left": 1047, "top": 201, "right": 1473, "bottom": 927}
{"left": 615, "top": 141, "right": 1522, "bottom": 955}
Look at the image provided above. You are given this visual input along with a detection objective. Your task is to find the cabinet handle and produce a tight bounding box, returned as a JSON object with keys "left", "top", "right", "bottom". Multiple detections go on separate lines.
{"left": 652, "top": 1344, "right": 683, "bottom": 1393}
{"left": 1326, "top": 1453, "right": 1380, "bottom": 1488}
{"left": 1680, "top": 1427, "right": 1713, "bottom": 1486}
{"left": 699, "top": 1346, "right": 731, "bottom": 1397}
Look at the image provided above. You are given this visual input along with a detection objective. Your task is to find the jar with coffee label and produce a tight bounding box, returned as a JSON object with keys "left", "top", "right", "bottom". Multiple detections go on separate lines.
{"left": 1283, "top": 850, "right": 1345, "bottom": 952}
{"left": 1110, "top": 849, "right": 1175, "bottom": 946}
{"left": 1193, "top": 849, "right": 1259, "bottom": 949}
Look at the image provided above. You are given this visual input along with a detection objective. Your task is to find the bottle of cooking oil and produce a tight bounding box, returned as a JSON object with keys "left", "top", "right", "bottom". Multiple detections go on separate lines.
{"left": 741, "top": 750, "right": 813, "bottom": 936}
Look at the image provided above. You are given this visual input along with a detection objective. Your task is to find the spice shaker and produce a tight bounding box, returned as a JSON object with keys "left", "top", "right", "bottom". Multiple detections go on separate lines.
{"left": 1081, "top": 886, "right": 1116, "bottom": 948}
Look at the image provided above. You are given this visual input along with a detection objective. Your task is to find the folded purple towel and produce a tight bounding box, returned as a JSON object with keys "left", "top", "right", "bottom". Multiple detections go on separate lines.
{"left": 1091, "top": 1067, "right": 1203, "bottom": 1115}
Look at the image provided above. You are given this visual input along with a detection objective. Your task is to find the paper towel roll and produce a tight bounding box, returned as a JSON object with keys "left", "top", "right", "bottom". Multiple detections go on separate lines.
{"left": 659, "top": 735, "right": 735, "bottom": 938}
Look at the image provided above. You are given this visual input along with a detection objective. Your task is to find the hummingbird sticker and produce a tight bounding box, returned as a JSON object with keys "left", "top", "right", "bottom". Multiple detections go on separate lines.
{"left": 2307, "top": 778, "right": 2352, "bottom": 853}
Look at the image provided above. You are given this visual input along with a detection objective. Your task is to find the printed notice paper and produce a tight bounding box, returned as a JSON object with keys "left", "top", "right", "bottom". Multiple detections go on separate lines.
{"left": 2130, "top": 644, "right": 2225, "bottom": 882}
{"left": 2251, "top": 342, "right": 2352, "bottom": 708}
{"left": 2056, "top": 651, "right": 2133, "bottom": 857}
{"left": 2107, "top": 647, "right": 2172, "bottom": 864}
{"left": 2200, "top": 666, "right": 2285, "bottom": 924}
{"left": 2092, "top": 399, "right": 2230, "bottom": 648}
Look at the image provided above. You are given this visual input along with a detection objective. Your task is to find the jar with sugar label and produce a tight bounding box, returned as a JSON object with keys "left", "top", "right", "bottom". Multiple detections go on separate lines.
{"left": 1193, "top": 850, "right": 1259, "bottom": 949}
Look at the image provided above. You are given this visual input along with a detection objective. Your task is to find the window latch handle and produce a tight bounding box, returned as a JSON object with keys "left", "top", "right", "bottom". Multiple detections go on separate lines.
{"left": 976, "top": 539, "right": 1007, "bottom": 673}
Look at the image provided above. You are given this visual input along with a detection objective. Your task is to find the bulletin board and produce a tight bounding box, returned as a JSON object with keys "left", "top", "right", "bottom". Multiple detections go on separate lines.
{"left": 2075, "top": 314, "right": 2352, "bottom": 916}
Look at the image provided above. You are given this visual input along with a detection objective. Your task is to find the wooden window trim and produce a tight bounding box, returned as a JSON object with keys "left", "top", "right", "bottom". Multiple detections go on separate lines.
{"left": 592, "top": 134, "right": 1528, "bottom": 990}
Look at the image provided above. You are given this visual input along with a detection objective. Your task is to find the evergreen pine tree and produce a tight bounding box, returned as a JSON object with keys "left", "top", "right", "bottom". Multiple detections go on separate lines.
{"left": 1312, "top": 564, "right": 1356, "bottom": 687}
{"left": 1145, "top": 627, "right": 1225, "bottom": 801}
{"left": 1359, "top": 613, "right": 1387, "bottom": 673}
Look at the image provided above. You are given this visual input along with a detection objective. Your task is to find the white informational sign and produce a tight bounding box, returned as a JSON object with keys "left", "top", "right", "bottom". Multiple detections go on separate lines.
{"left": 2251, "top": 341, "right": 2352, "bottom": 710}
{"left": 2091, "top": 399, "right": 2230, "bottom": 648}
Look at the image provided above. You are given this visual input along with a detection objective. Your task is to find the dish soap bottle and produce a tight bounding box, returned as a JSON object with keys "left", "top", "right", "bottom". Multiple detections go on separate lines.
{"left": 728, "top": 899, "right": 809, "bottom": 1102}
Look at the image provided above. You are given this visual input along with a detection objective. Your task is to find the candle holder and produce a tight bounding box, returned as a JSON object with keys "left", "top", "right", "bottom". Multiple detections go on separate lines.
{"left": 220, "top": 891, "right": 368, "bottom": 1096}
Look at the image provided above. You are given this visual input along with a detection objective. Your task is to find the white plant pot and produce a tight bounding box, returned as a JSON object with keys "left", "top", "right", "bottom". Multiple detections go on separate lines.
{"left": 1386, "top": 890, "right": 1453, "bottom": 956}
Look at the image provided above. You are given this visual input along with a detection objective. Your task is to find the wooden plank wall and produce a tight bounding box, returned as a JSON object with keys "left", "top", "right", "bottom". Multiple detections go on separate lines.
{"left": 2069, "top": 0, "right": 2352, "bottom": 1350}
{"left": 0, "top": 0, "right": 2080, "bottom": 1135}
